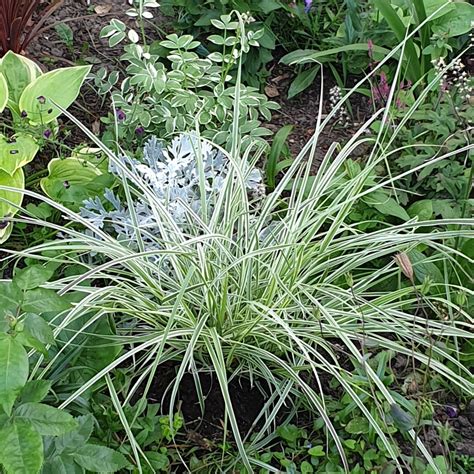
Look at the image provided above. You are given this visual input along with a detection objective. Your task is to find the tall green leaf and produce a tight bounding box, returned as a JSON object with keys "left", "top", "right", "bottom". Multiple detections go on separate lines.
{"left": 373, "top": 0, "right": 421, "bottom": 82}
{"left": 0, "top": 335, "right": 29, "bottom": 415}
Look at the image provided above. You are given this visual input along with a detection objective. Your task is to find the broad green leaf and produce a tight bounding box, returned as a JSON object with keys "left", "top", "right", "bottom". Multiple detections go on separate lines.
{"left": 435, "top": 2, "right": 474, "bottom": 37}
{"left": 55, "top": 414, "right": 95, "bottom": 455}
{"left": 0, "top": 420, "right": 43, "bottom": 474}
{"left": 73, "top": 445, "right": 129, "bottom": 472}
{"left": 0, "top": 134, "right": 38, "bottom": 176}
{"left": 308, "top": 445, "right": 325, "bottom": 456}
{"left": 15, "top": 403, "right": 77, "bottom": 436}
{"left": 19, "top": 380, "right": 52, "bottom": 403}
{"left": 0, "top": 51, "right": 42, "bottom": 115}
{"left": 0, "top": 73, "right": 8, "bottom": 113}
{"left": 15, "top": 265, "right": 55, "bottom": 290}
{"left": 40, "top": 155, "right": 113, "bottom": 209}
{"left": 407, "top": 200, "right": 433, "bottom": 221}
{"left": 42, "top": 456, "right": 83, "bottom": 474}
{"left": 0, "top": 335, "right": 29, "bottom": 415}
{"left": 390, "top": 403, "right": 415, "bottom": 432}
{"left": 345, "top": 416, "right": 370, "bottom": 434}
{"left": 22, "top": 288, "right": 70, "bottom": 314}
{"left": 276, "top": 424, "right": 301, "bottom": 443}
{"left": 19, "top": 65, "right": 91, "bottom": 125}
{"left": 0, "top": 281, "right": 22, "bottom": 319}
{"left": 423, "top": 0, "right": 454, "bottom": 20}
{"left": 288, "top": 65, "right": 319, "bottom": 99}
{"left": 145, "top": 451, "right": 170, "bottom": 470}
{"left": 23, "top": 313, "right": 55, "bottom": 346}
{"left": 364, "top": 191, "right": 410, "bottom": 221}
{"left": 407, "top": 249, "right": 444, "bottom": 283}
{"left": 0, "top": 167, "right": 24, "bottom": 227}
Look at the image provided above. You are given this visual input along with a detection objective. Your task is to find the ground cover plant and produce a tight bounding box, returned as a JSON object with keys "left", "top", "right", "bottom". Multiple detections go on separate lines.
{"left": 0, "top": 1, "right": 473, "bottom": 473}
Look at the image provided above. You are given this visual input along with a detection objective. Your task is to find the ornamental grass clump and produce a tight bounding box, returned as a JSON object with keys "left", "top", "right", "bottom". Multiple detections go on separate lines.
{"left": 2, "top": 47, "right": 473, "bottom": 474}
{"left": 0, "top": 0, "right": 63, "bottom": 56}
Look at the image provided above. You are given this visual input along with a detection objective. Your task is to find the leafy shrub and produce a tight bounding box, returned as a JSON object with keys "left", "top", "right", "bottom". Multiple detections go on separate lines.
{"left": 160, "top": 0, "right": 349, "bottom": 87}
{"left": 98, "top": 12, "right": 279, "bottom": 148}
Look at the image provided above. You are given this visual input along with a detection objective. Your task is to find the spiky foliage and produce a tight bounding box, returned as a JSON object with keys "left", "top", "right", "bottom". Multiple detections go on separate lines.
{"left": 0, "top": 0, "right": 63, "bottom": 56}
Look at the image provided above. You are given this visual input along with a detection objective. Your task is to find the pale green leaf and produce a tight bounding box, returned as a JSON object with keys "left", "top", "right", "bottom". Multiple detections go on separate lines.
{"left": 19, "top": 65, "right": 91, "bottom": 125}
{"left": 15, "top": 403, "right": 77, "bottom": 436}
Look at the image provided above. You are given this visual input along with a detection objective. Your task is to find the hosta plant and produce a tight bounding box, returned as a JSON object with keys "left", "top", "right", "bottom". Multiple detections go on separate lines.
{"left": 0, "top": 0, "right": 64, "bottom": 56}
{"left": 0, "top": 51, "right": 90, "bottom": 242}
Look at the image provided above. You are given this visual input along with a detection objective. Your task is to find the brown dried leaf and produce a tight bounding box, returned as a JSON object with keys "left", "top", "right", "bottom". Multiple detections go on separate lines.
{"left": 95, "top": 5, "right": 113, "bottom": 15}
{"left": 265, "top": 84, "right": 279, "bottom": 98}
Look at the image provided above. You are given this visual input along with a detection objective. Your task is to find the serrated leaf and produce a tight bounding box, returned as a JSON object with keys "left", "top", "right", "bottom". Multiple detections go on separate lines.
{"left": 19, "top": 380, "right": 52, "bottom": 404}
{"left": 55, "top": 414, "right": 95, "bottom": 455}
{"left": 73, "top": 445, "right": 129, "bottom": 472}
{"left": 0, "top": 420, "right": 43, "bottom": 474}
{"left": 15, "top": 403, "right": 77, "bottom": 436}
{"left": 0, "top": 334, "right": 29, "bottom": 415}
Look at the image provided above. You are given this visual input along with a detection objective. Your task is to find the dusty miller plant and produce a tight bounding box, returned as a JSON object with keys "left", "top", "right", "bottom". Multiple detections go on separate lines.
{"left": 80, "top": 134, "right": 264, "bottom": 251}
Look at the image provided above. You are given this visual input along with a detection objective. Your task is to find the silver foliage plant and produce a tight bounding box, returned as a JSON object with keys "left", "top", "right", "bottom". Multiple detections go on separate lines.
{"left": 80, "top": 134, "right": 265, "bottom": 247}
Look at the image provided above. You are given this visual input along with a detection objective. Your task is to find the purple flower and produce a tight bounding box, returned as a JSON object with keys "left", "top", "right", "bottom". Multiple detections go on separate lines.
{"left": 43, "top": 129, "right": 52, "bottom": 139}
{"left": 135, "top": 126, "right": 145, "bottom": 136}
{"left": 116, "top": 108, "right": 126, "bottom": 121}
{"left": 445, "top": 406, "right": 458, "bottom": 418}
{"left": 37, "top": 96, "right": 46, "bottom": 104}
{"left": 367, "top": 39, "right": 374, "bottom": 59}
{"left": 304, "top": 0, "right": 312, "bottom": 13}
{"left": 21, "top": 111, "right": 28, "bottom": 118}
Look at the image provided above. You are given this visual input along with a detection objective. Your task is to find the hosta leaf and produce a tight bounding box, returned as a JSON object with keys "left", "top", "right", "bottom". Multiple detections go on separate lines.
{"left": 73, "top": 445, "right": 129, "bottom": 472}
{"left": 19, "top": 65, "right": 91, "bottom": 125}
{"left": 0, "top": 52, "right": 42, "bottom": 115}
{"left": 15, "top": 403, "right": 77, "bottom": 436}
{"left": 0, "top": 420, "right": 43, "bottom": 474}
{"left": 0, "top": 73, "right": 8, "bottom": 113}
{"left": 0, "top": 334, "right": 29, "bottom": 415}
{"left": 0, "top": 167, "right": 24, "bottom": 221}
{"left": 0, "top": 134, "right": 38, "bottom": 176}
